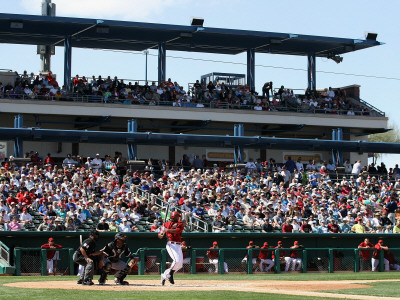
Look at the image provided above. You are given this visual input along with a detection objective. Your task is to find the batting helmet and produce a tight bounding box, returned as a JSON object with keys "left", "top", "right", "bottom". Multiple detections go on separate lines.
{"left": 170, "top": 211, "right": 181, "bottom": 220}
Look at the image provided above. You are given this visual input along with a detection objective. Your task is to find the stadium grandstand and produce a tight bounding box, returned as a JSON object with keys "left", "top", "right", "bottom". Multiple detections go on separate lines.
{"left": 1, "top": 1, "right": 400, "bottom": 252}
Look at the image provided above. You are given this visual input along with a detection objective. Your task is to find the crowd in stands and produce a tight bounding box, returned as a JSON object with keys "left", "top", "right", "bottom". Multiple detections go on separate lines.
{"left": 1, "top": 150, "right": 400, "bottom": 235}
{"left": 0, "top": 71, "right": 374, "bottom": 115}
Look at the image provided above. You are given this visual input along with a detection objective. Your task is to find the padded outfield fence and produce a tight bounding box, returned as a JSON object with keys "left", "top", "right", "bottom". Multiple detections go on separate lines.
{"left": 10, "top": 246, "right": 395, "bottom": 276}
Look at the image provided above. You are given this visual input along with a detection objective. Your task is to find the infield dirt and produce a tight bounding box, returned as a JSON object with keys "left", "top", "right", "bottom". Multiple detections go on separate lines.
{"left": 5, "top": 279, "right": 400, "bottom": 300}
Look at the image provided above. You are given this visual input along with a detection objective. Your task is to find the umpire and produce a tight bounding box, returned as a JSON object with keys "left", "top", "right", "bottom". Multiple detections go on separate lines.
{"left": 73, "top": 230, "right": 102, "bottom": 285}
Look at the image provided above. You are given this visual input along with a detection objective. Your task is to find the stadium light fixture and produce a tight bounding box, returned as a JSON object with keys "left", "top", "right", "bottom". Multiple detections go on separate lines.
{"left": 191, "top": 17, "right": 204, "bottom": 27}
{"left": 364, "top": 32, "right": 378, "bottom": 41}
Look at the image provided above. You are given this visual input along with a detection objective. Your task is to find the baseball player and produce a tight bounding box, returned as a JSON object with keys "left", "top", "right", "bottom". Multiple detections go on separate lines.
{"left": 207, "top": 241, "right": 228, "bottom": 273}
{"left": 289, "top": 241, "right": 303, "bottom": 271}
{"left": 358, "top": 238, "right": 374, "bottom": 271}
{"left": 159, "top": 211, "right": 184, "bottom": 286}
{"left": 372, "top": 239, "right": 390, "bottom": 271}
{"left": 241, "top": 241, "right": 260, "bottom": 271}
{"left": 258, "top": 242, "right": 274, "bottom": 272}
{"left": 274, "top": 241, "right": 291, "bottom": 272}
{"left": 41, "top": 237, "right": 63, "bottom": 275}
{"left": 98, "top": 233, "right": 135, "bottom": 285}
{"left": 73, "top": 230, "right": 103, "bottom": 285}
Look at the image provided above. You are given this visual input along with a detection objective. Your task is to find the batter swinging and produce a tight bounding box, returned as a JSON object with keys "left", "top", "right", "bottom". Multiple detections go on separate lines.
{"left": 159, "top": 211, "right": 184, "bottom": 285}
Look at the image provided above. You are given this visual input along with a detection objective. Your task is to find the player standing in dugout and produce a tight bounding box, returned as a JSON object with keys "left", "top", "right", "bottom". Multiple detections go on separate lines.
{"left": 159, "top": 211, "right": 184, "bottom": 286}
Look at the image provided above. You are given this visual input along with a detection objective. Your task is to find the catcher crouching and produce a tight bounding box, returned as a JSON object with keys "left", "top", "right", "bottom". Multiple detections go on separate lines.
{"left": 98, "top": 233, "right": 136, "bottom": 285}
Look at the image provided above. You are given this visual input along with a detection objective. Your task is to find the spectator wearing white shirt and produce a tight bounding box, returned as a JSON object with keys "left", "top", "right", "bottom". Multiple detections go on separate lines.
{"left": 20, "top": 208, "right": 33, "bottom": 225}
{"left": 90, "top": 153, "right": 103, "bottom": 172}
{"left": 62, "top": 154, "right": 76, "bottom": 168}
{"left": 118, "top": 218, "right": 132, "bottom": 232}
{"left": 351, "top": 160, "right": 362, "bottom": 175}
{"left": 295, "top": 158, "right": 304, "bottom": 171}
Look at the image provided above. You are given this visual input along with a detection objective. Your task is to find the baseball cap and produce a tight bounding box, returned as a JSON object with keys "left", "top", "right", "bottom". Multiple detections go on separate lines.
{"left": 294, "top": 241, "right": 299, "bottom": 245}
{"left": 48, "top": 237, "right": 54, "bottom": 242}
{"left": 213, "top": 241, "right": 218, "bottom": 246}
{"left": 277, "top": 241, "right": 283, "bottom": 244}
{"left": 378, "top": 239, "right": 383, "bottom": 243}
{"left": 181, "top": 241, "right": 186, "bottom": 245}
{"left": 249, "top": 241, "right": 254, "bottom": 245}
{"left": 263, "top": 242, "right": 268, "bottom": 246}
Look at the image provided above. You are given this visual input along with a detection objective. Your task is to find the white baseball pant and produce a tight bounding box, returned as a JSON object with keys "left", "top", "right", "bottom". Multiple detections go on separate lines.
{"left": 209, "top": 258, "right": 228, "bottom": 273}
{"left": 163, "top": 241, "right": 183, "bottom": 279}
{"left": 284, "top": 257, "right": 293, "bottom": 272}
{"left": 371, "top": 258, "right": 389, "bottom": 271}
{"left": 290, "top": 258, "right": 302, "bottom": 271}
{"left": 259, "top": 258, "right": 274, "bottom": 272}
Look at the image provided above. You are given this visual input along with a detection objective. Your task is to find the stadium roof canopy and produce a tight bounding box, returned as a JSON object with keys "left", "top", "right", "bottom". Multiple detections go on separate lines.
{"left": 0, "top": 13, "right": 382, "bottom": 56}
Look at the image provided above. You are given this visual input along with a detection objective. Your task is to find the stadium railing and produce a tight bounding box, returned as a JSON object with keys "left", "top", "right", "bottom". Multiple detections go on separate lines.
{"left": 134, "top": 186, "right": 210, "bottom": 233}
{"left": 0, "top": 94, "right": 382, "bottom": 117}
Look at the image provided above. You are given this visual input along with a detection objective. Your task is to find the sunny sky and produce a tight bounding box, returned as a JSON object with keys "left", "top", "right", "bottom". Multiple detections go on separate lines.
{"left": 1, "top": 0, "right": 400, "bottom": 167}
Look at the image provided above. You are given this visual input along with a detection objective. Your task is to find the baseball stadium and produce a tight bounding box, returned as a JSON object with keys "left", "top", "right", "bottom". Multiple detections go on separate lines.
{"left": 1, "top": 1, "right": 400, "bottom": 299}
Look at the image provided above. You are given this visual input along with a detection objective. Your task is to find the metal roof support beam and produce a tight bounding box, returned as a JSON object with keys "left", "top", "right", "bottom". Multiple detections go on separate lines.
{"left": 332, "top": 129, "right": 337, "bottom": 166}
{"left": 64, "top": 35, "right": 72, "bottom": 93}
{"left": 337, "top": 128, "right": 343, "bottom": 166}
{"left": 13, "top": 115, "right": 23, "bottom": 158}
{"left": 234, "top": 124, "right": 245, "bottom": 163}
{"left": 158, "top": 42, "right": 166, "bottom": 83}
{"left": 247, "top": 48, "right": 255, "bottom": 92}
{"left": 127, "top": 119, "right": 137, "bottom": 160}
{"left": 307, "top": 53, "right": 316, "bottom": 91}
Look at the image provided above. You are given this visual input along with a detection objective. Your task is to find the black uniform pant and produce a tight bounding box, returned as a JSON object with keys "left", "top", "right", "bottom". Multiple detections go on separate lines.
{"left": 73, "top": 253, "right": 94, "bottom": 282}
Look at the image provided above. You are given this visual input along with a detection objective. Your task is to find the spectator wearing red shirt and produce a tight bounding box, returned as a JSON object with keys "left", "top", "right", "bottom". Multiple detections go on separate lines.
{"left": 300, "top": 220, "right": 312, "bottom": 233}
{"left": 372, "top": 240, "right": 389, "bottom": 271}
{"left": 282, "top": 219, "right": 293, "bottom": 233}
{"left": 327, "top": 219, "right": 340, "bottom": 233}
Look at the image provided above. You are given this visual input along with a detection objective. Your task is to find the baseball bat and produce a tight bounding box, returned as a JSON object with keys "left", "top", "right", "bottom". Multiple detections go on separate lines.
{"left": 163, "top": 203, "right": 170, "bottom": 225}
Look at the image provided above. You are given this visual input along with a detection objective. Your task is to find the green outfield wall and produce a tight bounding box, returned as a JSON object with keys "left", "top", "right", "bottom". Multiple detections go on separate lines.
{"left": 1, "top": 232, "right": 400, "bottom": 254}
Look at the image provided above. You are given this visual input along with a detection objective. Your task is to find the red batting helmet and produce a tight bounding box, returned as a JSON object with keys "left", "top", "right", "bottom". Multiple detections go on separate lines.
{"left": 171, "top": 211, "right": 181, "bottom": 220}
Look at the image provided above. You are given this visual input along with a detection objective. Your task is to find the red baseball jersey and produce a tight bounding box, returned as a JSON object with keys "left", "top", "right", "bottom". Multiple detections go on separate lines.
{"left": 290, "top": 246, "right": 300, "bottom": 258}
{"left": 358, "top": 242, "right": 374, "bottom": 260}
{"left": 164, "top": 220, "right": 184, "bottom": 242}
{"left": 41, "top": 243, "right": 63, "bottom": 259}
{"left": 258, "top": 246, "right": 273, "bottom": 259}
{"left": 207, "top": 247, "right": 219, "bottom": 259}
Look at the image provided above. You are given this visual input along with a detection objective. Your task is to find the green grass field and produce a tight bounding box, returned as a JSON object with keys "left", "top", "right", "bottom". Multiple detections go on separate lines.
{"left": 0, "top": 273, "right": 399, "bottom": 300}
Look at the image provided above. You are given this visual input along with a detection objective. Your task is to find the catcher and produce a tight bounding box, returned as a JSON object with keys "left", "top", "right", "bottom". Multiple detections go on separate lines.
{"left": 98, "top": 233, "right": 136, "bottom": 285}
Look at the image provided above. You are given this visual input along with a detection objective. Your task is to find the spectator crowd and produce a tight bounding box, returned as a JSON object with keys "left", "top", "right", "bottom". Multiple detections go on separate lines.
{"left": 1, "top": 150, "right": 400, "bottom": 236}
{"left": 0, "top": 71, "right": 376, "bottom": 115}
